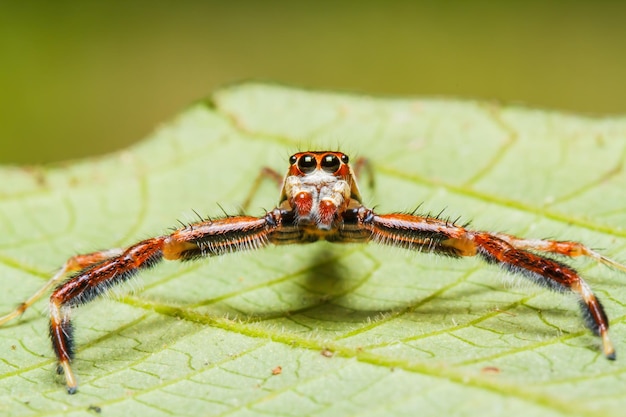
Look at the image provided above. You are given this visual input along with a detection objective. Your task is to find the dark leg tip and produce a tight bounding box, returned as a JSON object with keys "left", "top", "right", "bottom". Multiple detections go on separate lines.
{"left": 606, "top": 351, "right": 616, "bottom": 361}
{"left": 67, "top": 386, "right": 78, "bottom": 395}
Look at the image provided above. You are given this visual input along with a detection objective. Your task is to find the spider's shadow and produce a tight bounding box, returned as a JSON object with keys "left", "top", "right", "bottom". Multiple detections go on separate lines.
{"left": 273, "top": 250, "right": 582, "bottom": 343}
{"left": 237, "top": 245, "right": 367, "bottom": 321}
{"left": 301, "top": 246, "right": 348, "bottom": 297}
{"left": 251, "top": 246, "right": 477, "bottom": 322}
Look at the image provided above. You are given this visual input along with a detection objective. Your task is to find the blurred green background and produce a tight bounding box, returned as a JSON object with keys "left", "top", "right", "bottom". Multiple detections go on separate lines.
{"left": 1, "top": 1, "right": 626, "bottom": 164}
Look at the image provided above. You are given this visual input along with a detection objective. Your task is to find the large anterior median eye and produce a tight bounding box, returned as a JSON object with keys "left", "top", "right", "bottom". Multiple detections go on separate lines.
{"left": 321, "top": 154, "right": 341, "bottom": 173}
{"left": 298, "top": 154, "right": 317, "bottom": 173}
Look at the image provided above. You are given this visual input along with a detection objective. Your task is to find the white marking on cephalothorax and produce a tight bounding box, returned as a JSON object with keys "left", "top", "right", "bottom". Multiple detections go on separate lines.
{"left": 284, "top": 171, "right": 352, "bottom": 228}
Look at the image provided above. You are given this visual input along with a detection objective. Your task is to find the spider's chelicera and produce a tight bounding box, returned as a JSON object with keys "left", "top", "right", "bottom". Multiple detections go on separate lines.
{"left": 1, "top": 151, "right": 625, "bottom": 394}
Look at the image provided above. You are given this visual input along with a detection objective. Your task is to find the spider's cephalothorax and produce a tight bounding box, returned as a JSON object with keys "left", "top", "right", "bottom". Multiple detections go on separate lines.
{"left": 1, "top": 150, "right": 625, "bottom": 394}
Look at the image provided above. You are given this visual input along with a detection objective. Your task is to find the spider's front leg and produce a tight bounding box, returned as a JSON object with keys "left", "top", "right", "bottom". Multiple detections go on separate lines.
{"left": 0, "top": 249, "right": 124, "bottom": 327}
{"left": 47, "top": 210, "right": 284, "bottom": 394}
{"left": 353, "top": 207, "right": 623, "bottom": 359}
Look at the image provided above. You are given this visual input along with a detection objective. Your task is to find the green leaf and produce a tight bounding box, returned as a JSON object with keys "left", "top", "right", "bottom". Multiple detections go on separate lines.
{"left": 1, "top": 83, "right": 626, "bottom": 416}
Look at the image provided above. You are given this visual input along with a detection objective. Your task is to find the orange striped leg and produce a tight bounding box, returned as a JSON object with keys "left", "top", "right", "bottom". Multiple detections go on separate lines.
{"left": 358, "top": 209, "right": 616, "bottom": 359}
{"left": 0, "top": 249, "right": 123, "bottom": 326}
{"left": 493, "top": 233, "right": 626, "bottom": 273}
{"left": 47, "top": 213, "right": 279, "bottom": 393}
{"left": 472, "top": 233, "right": 615, "bottom": 359}
{"left": 49, "top": 238, "right": 165, "bottom": 394}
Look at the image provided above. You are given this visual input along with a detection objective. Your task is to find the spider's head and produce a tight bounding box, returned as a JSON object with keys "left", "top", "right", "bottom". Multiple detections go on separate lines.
{"left": 279, "top": 151, "right": 362, "bottom": 230}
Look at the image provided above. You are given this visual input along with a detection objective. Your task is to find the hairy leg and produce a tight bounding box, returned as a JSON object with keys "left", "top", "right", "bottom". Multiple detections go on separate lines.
{"left": 0, "top": 249, "right": 123, "bottom": 326}
{"left": 45, "top": 213, "right": 280, "bottom": 393}
{"left": 356, "top": 209, "right": 622, "bottom": 358}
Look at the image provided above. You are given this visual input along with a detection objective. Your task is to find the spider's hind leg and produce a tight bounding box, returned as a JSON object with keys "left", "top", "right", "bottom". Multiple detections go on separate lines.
{"left": 239, "top": 167, "right": 284, "bottom": 214}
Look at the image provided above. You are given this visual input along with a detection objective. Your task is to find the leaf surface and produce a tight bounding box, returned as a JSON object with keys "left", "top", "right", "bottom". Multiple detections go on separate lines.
{"left": 1, "top": 83, "right": 626, "bottom": 416}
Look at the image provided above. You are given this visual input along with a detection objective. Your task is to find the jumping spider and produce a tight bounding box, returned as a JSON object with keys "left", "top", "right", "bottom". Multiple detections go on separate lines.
{"left": 1, "top": 151, "right": 625, "bottom": 394}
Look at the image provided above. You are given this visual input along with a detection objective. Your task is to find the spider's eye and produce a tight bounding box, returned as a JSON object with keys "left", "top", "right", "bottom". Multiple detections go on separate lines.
{"left": 341, "top": 154, "right": 349, "bottom": 164}
{"left": 289, "top": 155, "right": 297, "bottom": 165}
{"left": 321, "top": 154, "right": 341, "bottom": 173}
{"left": 298, "top": 154, "right": 317, "bottom": 173}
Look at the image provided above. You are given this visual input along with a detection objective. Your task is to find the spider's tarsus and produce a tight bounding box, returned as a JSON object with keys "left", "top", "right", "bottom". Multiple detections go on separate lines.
{"left": 0, "top": 303, "right": 26, "bottom": 326}
{"left": 602, "top": 332, "right": 616, "bottom": 360}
